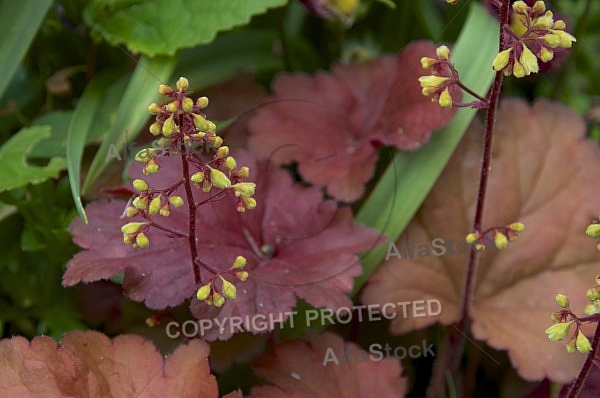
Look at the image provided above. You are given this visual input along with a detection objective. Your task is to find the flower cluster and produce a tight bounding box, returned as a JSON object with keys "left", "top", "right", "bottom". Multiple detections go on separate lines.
{"left": 492, "top": 1, "right": 576, "bottom": 78}
{"left": 196, "top": 256, "right": 249, "bottom": 307}
{"left": 465, "top": 222, "right": 525, "bottom": 251}
{"left": 120, "top": 77, "right": 257, "bottom": 306}
{"left": 122, "top": 77, "right": 257, "bottom": 249}
{"left": 544, "top": 282, "right": 600, "bottom": 354}
{"left": 418, "top": 46, "right": 456, "bottom": 109}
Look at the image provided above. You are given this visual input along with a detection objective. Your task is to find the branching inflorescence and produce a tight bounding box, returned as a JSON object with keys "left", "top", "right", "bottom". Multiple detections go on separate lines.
{"left": 121, "top": 77, "right": 256, "bottom": 308}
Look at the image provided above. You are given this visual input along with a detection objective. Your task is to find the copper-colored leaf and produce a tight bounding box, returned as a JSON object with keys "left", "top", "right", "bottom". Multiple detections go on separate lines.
{"left": 361, "top": 99, "right": 600, "bottom": 382}
{"left": 0, "top": 330, "right": 218, "bottom": 397}
{"left": 248, "top": 331, "right": 407, "bottom": 397}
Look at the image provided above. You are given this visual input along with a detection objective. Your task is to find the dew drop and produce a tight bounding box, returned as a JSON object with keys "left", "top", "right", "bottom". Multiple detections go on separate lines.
{"left": 258, "top": 303, "right": 264, "bottom": 308}
{"left": 290, "top": 372, "right": 301, "bottom": 380}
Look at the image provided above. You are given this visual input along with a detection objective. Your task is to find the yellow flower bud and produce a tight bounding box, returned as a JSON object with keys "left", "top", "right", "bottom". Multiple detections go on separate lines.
{"left": 159, "top": 203, "right": 170, "bottom": 217}
{"left": 166, "top": 101, "right": 179, "bottom": 113}
{"left": 494, "top": 231, "right": 508, "bottom": 250}
{"left": 136, "top": 232, "right": 149, "bottom": 248}
{"left": 512, "top": 1, "right": 528, "bottom": 14}
{"left": 236, "top": 166, "right": 250, "bottom": 179}
{"left": 220, "top": 276, "right": 237, "bottom": 300}
{"left": 213, "top": 291, "right": 225, "bottom": 307}
{"left": 209, "top": 167, "right": 231, "bottom": 189}
{"left": 492, "top": 48, "right": 512, "bottom": 72}
{"left": 148, "top": 103, "right": 163, "bottom": 115}
{"left": 236, "top": 271, "right": 249, "bottom": 282}
{"left": 232, "top": 256, "right": 247, "bottom": 270}
{"left": 418, "top": 75, "right": 450, "bottom": 89}
{"left": 149, "top": 195, "right": 162, "bottom": 215}
{"left": 224, "top": 156, "right": 237, "bottom": 172}
{"left": 586, "top": 287, "right": 600, "bottom": 301}
{"left": 162, "top": 114, "right": 177, "bottom": 137}
{"left": 191, "top": 171, "right": 204, "bottom": 183}
{"left": 543, "top": 33, "right": 561, "bottom": 47}
{"left": 193, "top": 114, "right": 209, "bottom": 131}
{"left": 232, "top": 182, "right": 256, "bottom": 197}
{"left": 216, "top": 146, "right": 229, "bottom": 159}
{"left": 182, "top": 97, "right": 194, "bottom": 112}
{"left": 545, "top": 321, "right": 572, "bottom": 341}
{"left": 539, "top": 47, "right": 554, "bottom": 62}
{"left": 555, "top": 293, "right": 569, "bottom": 308}
{"left": 436, "top": 45, "right": 450, "bottom": 60}
{"left": 212, "top": 136, "right": 223, "bottom": 148}
{"left": 158, "top": 84, "right": 173, "bottom": 95}
{"left": 533, "top": 11, "right": 554, "bottom": 29}
{"left": 132, "top": 196, "right": 148, "bottom": 210}
{"left": 532, "top": 1, "right": 545, "bottom": 14}
{"left": 169, "top": 196, "right": 184, "bottom": 207}
{"left": 143, "top": 159, "right": 160, "bottom": 175}
{"left": 125, "top": 206, "right": 139, "bottom": 218}
{"left": 149, "top": 122, "right": 162, "bottom": 136}
{"left": 176, "top": 77, "right": 189, "bottom": 92}
{"left": 465, "top": 232, "right": 480, "bottom": 244}
{"left": 196, "top": 96, "right": 209, "bottom": 109}
{"left": 196, "top": 283, "right": 211, "bottom": 301}
{"left": 553, "top": 20, "right": 566, "bottom": 30}
{"left": 519, "top": 44, "right": 539, "bottom": 75}
{"left": 586, "top": 223, "right": 600, "bottom": 238}
{"left": 585, "top": 303, "right": 600, "bottom": 315}
{"left": 420, "top": 57, "right": 438, "bottom": 69}
{"left": 566, "top": 338, "right": 576, "bottom": 353}
{"left": 121, "top": 221, "right": 148, "bottom": 234}
{"left": 508, "top": 222, "right": 525, "bottom": 232}
{"left": 576, "top": 330, "right": 592, "bottom": 353}
{"left": 551, "top": 30, "right": 576, "bottom": 48}
{"left": 243, "top": 197, "right": 257, "bottom": 210}
{"left": 512, "top": 60, "right": 526, "bottom": 78}
{"left": 133, "top": 179, "right": 149, "bottom": 192}
{"left": 438, "top": 87, "right": 452, "bottom": 108}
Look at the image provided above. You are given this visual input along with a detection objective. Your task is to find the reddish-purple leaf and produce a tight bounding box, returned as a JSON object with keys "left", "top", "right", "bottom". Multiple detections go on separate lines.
{"left": 64, "top": 151, "right": 384, "bottom": 340}
{"left": 248, "top": 41, "right": 456, "bottom": 202}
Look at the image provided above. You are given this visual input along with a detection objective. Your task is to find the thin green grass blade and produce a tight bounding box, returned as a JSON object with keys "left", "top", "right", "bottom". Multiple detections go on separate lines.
{"left": 66, "top": 72, "right": 120, "bottom": 224}
{"left": 82, "top": 55, "right": 176, "bottom": 194}
{"left": 0, "top": 0, "right": 52, "bottom": 100}
{"left": 352, "top": 2, "right": 499, "bottom": 295}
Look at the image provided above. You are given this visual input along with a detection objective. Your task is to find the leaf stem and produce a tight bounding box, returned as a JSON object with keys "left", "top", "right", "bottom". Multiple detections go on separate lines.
{"left": 567, "top": 322, "right": 600, "bottom": 398}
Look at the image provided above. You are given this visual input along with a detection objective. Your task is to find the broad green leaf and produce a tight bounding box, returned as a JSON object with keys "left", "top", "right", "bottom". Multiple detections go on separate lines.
{"left": 82, "top": 55, "right": 175, "bottom": 194}
{"left": 84, "top": 0, "right": 287, "bottom": 57}
{"left": 0, "top": 0, "right": 52, "bottom": 100}
{"left": 66, "top": 72, "right": 121, "bottom": 224}
{"left": 352, "top": 2, "right": 499, "bottom": 295}
{"left": 0, "top": 127, "right": 66, "bottom": 193}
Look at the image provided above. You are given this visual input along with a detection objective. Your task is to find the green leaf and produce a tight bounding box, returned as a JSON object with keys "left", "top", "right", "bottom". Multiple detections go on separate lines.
{"left": 30, "top": 111, "right": 74, "bottom": 158}
{"left": 352, "top": 2, "right": 499, "bottom": 295}
{"left": 82, "top": 55, "right": 176, "bottom": 194}
{"left": 0, "top": 0, "right": 52, "bottom": 100}
{"left": 173, "top": 29, "right": 284, "bottom": 90}
{"left": 0, "top": 127, "right": 67, "bottom": 193}
{"left": 66, "top": 71, "right": 121, "bottom": 224}
{"left": 84, "top": 0, "right": 287, "bottom": 57}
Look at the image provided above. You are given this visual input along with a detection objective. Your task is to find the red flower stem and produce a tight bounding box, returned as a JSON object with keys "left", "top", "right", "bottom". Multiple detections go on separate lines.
{"left": 149, "top": 222, "right": 186, "bottom": 238}
{"left": 426, "top": 1, "right": 510, "bottom": 397}
{"left": 456, "top": 81, "right": 489, "bottom": 104}
{"left": 181, "top": 155, "right": 201, "bottom": 284}
{"left": 567, "top": 322, "right": 600, "bottom": 398}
